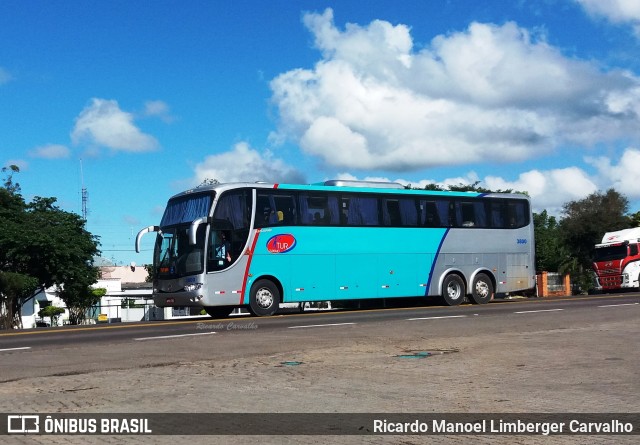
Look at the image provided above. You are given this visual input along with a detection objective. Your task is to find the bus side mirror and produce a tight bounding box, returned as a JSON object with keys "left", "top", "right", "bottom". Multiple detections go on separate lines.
{"left": 135, "top": 226, "right": 160, "bottom": 253}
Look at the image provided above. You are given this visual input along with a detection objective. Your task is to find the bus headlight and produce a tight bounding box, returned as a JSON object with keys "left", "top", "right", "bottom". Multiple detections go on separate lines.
{"left": 184, "top": 283, "right": 203, "bottom": 292}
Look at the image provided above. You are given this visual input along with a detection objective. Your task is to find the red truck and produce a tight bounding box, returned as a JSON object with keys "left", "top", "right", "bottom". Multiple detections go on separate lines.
{"left": 592, "top": 228, "right": 640, "bottom": 292}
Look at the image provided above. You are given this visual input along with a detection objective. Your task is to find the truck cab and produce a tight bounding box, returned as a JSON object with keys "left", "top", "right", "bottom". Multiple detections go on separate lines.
{"left": 592, "top": 228, "right": 640, "bottom": 292}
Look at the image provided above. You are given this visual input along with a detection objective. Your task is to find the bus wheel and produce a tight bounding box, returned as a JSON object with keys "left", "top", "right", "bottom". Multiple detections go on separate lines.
{"left": 204, "top": 306, "right": 232, "bottom": 318}
{"left": 470, "top": 273, "right": 493, "bottom": 304}
{"left": 249, "top": 279, "right": 280, "bottom": 316}
{"left": 441, "top": 274, "right": 465, "bottom": 306}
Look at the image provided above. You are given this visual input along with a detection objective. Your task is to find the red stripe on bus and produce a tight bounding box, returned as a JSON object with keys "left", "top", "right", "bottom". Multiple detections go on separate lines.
{"left": 240, "top": 229, "right": 262, "bottom": 305}
{"left": 273, "top": 184, "right": 279, "bottom": 189}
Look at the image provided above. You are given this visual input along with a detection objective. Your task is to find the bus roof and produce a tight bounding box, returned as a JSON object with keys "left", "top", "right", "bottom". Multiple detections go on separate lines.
{"left": 168, "top": 181, "right": 529, "bottom": 201}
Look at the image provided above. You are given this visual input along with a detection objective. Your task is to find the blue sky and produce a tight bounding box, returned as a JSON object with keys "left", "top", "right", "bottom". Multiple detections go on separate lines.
{"left": 2, "top": 0, "right": 640, "bottom": 266}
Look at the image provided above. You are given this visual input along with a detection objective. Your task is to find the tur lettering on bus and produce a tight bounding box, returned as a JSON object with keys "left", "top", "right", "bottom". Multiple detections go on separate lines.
{"left": 276, "top": 241, "right": 290, "bottom": 250}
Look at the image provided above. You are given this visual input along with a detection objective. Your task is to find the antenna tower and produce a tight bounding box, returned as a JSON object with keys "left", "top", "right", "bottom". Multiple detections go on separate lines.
{"left": 80, "top": 159, "right": 88, "bottom": 220}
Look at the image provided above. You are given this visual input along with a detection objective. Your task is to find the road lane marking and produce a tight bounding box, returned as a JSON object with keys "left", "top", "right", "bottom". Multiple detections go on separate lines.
{"left": 407, "top": 315, "right": 468, "bottom": 321}
{"left": 288, "top": 323, "right": 356, "bottom": 329}
{"left": 0, "top": 316, "right": 232, "bottom": 338}
{"left": 598, "top": 303, "right": 639, "bottom": 308}
{"left": 514, "top": 309, "right": 564, "bottom": 314}
{"left": 134, "top": 332, "right": 217, "bottom": 341}
{"left": 0, "top": 347, "right": 31, "bottom": 352}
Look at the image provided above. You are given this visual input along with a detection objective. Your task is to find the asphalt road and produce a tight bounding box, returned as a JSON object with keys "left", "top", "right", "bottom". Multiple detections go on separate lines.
{"left": 0, "top": 293, "right": 637, "bottom": 351}
{"left": 0, "top": 293, "right": 638, "bottom": 379}
{"left": 1, "top": 293, "right": 639, "bottom": 444}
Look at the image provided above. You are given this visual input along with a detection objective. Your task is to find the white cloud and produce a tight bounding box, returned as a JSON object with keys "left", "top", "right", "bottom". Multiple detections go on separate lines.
{"left": 29, "top": 144, "right": 71, "bottom": 159}
{"left": 484, "top": 167, "right": 598, "bottom": 213}
{"left": 71, "top": 98, "right": 159, "bottom": 152}
{"left": 270, "top": 9, "right": 640, "bottom": 171}
{"left": 192, "top": 142, "right": 305, "bottom": 185}
{"left": 576, "top": 0, "right": 640, "bottom": 35}
{"left": 585, "top": 147, "right": 640, "bottom": 199}
{"left": 3, "top": 159, "right": 28, "bottom": 171}
{"left": 143, "top": 100, "right": 174, "bottom": 123}
{"left": 123, "top": 215, "right": 140, "bottom": 226}
{"left": 0, "top": 67, "right": 12, "bottom": 85}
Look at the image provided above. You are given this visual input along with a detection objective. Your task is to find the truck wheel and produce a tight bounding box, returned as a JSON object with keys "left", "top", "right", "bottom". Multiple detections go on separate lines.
{"left": 249, "top": 279, "right": 280, "bottom": 316}
{"left": 470, "top": 273, "right": 493, "bottom": 304}
{"left": 441, "top": 274, "right": 465, "bottom": 306}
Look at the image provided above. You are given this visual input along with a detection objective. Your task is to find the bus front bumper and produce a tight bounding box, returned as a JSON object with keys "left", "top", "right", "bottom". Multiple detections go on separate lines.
{"left": 153, "top": 290, "right": 206, "bottom": 308}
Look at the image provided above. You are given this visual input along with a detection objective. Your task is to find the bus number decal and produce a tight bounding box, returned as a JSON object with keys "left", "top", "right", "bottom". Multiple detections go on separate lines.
{"left": 266, "top": 234, "right": 297, "bottom": 253}
{"left": 517, "top": 238, "right": 528, "bottom": 244}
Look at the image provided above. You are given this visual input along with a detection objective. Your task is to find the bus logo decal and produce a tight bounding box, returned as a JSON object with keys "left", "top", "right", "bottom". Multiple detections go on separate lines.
{"left": 266, "top": 234, "right": 296, "bottom": 253}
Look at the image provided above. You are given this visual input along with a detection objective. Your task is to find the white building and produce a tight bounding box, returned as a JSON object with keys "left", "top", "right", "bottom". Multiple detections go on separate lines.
{"left": 95, "top": 266, "right": 207, "bottom": 322}
{"left": 95, "top": 265, "right": 158, "bottom": 323}
{"left": 20, "top": 266, "right": 156, "bottom": 328}
{"left": 20, "top": 287, "right": 67, "bottom": 329}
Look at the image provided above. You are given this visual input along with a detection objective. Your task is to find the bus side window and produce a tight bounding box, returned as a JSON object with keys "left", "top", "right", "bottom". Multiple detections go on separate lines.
{"left": 457, "top": 202, "right": 476, "bottom": 227}
{"left": 256, "top": 193, "right": 297, "bottom": 226}
{"left": 506, "top": 201, "right": 528, "bottom": 228}
{"left": 276, "top": 195, "right": 296, "bottom": 225}
{"left": 346, "top": 196, "right": 379, "bottom": 226}
{"left": 255, "top": 196, "right": 269, "bottom": 227}
{"left": 210, "top": 190, "right": 251, "bottom": 267}
{"left": 421, "top": 201, "right": 441, "bottom": 227}
{"left": 341, "top": 198, "right": 349, "bottom": 225}
{"left": 382, "top": 199, "right": 402, "bottom": 226}
{"left": 298, "top": 194, "right": 340, "bottom": 225}
{"left": 473, "top": 202, "right": 487, "bottom": 227}
{"left": 490, "top": 200, "right": 505, "bottom": 228}
{"left": 398, "top": 198, "right": 418, "bottom": 226}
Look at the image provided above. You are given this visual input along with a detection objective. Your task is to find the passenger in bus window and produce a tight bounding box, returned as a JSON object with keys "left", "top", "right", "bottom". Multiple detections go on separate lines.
{"left": 261, "top": 207, "right": 273, "bottom": 226}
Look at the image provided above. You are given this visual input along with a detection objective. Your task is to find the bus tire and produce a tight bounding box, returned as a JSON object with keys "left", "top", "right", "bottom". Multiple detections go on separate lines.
{"left": 204, "top": 306, "right": 232, "bottom": 318}
{"left": 441, "top": 274, "right": 465, "bottom": 306}
{"left": 249, "top": 279, "right": 280, "bottom": 316}
{"left": 470, "top": 273, "right": 493, "bottom": 304}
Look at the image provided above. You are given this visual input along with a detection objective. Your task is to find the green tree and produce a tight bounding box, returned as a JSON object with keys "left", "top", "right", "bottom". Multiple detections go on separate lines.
{"left": 60, "top": 282, "right": 105, "bottom": 325}
{"left": 533, "top": 210, "right": 563, "bottom": 272}
{"left": 2, "top": 165, "right": 21, "bottom": 195}
{"left": 558, "top": 189, "right": 631, "bottom": 292}
{"left": 144, "top": 264, "right": 155, "bottom": 283}
{"left": 0, "top": 272, "right": 38, "bottom": 329}
{"left": 0, "top": 167, "right": 101, "bottom": 328}
{"left": 0, "top": 167, "right": 31, "bottom": 328}
{"left": 38, "top": 305, "right": 65, "bottom": 326}
{"left": 412, "top": 180, "right": 520, "bottom": 194}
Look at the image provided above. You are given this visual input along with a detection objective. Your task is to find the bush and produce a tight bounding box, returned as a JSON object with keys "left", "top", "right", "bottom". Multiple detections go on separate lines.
{"left": 38, "top": 305, "right": 66, "bottom": 326}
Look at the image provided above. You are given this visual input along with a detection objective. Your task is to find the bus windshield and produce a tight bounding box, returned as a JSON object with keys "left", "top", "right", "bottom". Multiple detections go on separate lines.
{"left": 155, "top": 224, "right": 206, "bottom": 278}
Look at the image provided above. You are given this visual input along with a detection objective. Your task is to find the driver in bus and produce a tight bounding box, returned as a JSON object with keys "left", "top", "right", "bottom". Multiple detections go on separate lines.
{"left": 215, "top": 231, "right": 232, "bottom": 263}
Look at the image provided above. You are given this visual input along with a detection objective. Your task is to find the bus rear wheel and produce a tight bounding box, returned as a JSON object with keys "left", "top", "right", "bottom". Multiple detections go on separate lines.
{"left": 441, "top": 274, "right": 465, "bottom": 306}
{"left": 249, "top": 279, "right": 280, "bottom": 316}
{"left": 470, "top": 273, "right": 493, "bottom": 304}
